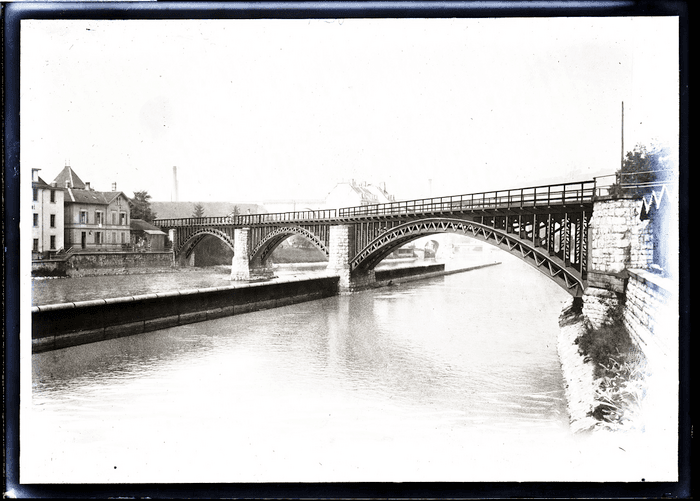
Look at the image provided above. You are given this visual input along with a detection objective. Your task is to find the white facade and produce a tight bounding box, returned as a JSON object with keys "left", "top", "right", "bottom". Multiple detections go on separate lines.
{"left": 325, "top": 180, "right": 395, "bottom": 209}
{"left": 31, "top": 169, "right": 64, "bottom": 256}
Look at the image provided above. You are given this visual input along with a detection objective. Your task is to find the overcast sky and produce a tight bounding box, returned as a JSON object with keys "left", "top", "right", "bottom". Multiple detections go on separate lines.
{"left": 21, "top": 16, "right": 678, "bottom": 204}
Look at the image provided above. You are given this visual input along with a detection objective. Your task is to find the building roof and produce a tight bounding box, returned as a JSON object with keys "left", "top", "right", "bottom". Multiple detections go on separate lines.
{"left": 52, "top": 165, "right": 86, "bottom": 189}
{"left": 32, "top": 176, "right": 53, "bottom": 189}
{"left": 64, "top": 188, "right": 127, "bottom": 205}
{"left": 130, "top": 218, "right": 167, "bottom": 235}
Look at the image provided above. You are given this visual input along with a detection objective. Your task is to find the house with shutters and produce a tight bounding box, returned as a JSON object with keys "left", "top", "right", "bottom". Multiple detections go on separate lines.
{"left": 31, "top": 168, "right": 65, "bottom": 258}
{"left": 52, "top": 166, "right": 131, "bottom": 251}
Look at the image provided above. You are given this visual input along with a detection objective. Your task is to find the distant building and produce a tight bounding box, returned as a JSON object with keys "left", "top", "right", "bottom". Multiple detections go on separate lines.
{"left": 130, "top": 219, "right": 168, "bottom": 251}
{"left": 150, "top": 201, "right": 268, "bottom": 219}
{"left": 325, "top": 180, "right": 395, "bottom": 209}
{"left": 53, "top": 165, "right": 131, "bottom": 251}
{"left": 31, "top": 168, "right": 64, "bottom": 258}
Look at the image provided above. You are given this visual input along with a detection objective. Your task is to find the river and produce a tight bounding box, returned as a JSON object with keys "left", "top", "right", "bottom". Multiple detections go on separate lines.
{"left": 23, "top": 251, "right": 667, "bottom": 483}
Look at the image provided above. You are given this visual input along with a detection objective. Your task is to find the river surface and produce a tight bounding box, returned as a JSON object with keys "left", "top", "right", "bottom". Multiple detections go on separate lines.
{"left": 23, "top": 252, "right": 664, "bottom": 483}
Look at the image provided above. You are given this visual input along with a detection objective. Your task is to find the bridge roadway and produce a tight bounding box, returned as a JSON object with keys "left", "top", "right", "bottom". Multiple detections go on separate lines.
{"left": 155, "top": 180, "right": 595, "bottom": 296}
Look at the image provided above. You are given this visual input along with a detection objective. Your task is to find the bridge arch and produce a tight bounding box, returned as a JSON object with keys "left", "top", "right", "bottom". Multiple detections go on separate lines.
{"left": 250, "top": 226, "right": 329, "bottom": 264}
{"left": 176, "top": 228, "right": 236, "bottom": 264}
{"left": 350, "top": 218, "right": 586, "bottom": 296}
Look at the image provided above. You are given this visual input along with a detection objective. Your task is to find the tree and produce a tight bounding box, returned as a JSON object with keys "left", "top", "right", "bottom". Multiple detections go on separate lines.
{"left": 129, "top": 190, "right": 157, "bottom": 223}
{"left": 611, "top": 143, "right": 675, "bottom": 197}
{"left": 192, "top": 203, "right": 205, "bottom": 218}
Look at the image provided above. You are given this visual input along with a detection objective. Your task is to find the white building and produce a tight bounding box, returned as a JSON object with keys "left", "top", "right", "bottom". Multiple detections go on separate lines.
{"left": 325, "top": 180, "right": 395, "bottom": 209}
{"left": 31, "top": 168, "right": 65, "bottom": 257}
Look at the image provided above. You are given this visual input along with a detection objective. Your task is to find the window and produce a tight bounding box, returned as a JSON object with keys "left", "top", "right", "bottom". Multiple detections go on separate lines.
{"left": 50, "top": 235, "right": 56, "bottom": 250}
{"left": 112, "top": 211, "right": 117, "bottom": 225}
{"left": 120, "top": 212, "right": 127, "bottom": 225}
{"left": 33, "top": 213, "right": 39, "bottom": 227}
{"left": 121, "top": 232, "right": 126, "bottom": 244}
{"left": 80, "top": 210, "right": 87, "bottom": 224}
{"left": 95, "top": 232, "right": 102, "bottom": 245}
{"left": 112, "top": 232, "right": 116, "bottom": 243}
{"left": 50, "top": 214, "right": 56, "bottom": 228}
{"left": 96, "top": 211, "right": 103, "bottom": 225}
{"left": 50, "top": 190, "right": 55, "bottom": 203}
{"left": 33, "top": 239, "right": 39, "bottom": 252}
{"left": 33, "top": 188, "right": 38, "bottom": 202}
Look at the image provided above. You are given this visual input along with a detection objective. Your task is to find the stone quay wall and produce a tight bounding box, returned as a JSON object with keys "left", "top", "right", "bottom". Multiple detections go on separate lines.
{"left": 32, "top": 275, "right": 340, "bottom": 354}
{"left": 33, "top": 251, "right": 175, "bottom": 277}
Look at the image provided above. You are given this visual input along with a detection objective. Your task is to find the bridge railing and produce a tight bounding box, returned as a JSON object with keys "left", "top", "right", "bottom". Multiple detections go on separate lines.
{"left": 154, "top": 180, "right": 596, "bottom": 227}
{"left": 337, "top": 180, "right": 595, "bottom": 217}
{"left": 155, "top": 209, "right": 340, "bottom": 228}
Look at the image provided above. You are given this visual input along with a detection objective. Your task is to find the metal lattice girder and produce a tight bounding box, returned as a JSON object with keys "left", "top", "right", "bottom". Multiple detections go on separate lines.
{"left": 176, "top": 227, "right": 236, "bottom": 257}
{"left": 350, "top": 217, "right": 587, "bottom": 296}
{"left": 250, "top": 224, "right": 330, "bottom": 263}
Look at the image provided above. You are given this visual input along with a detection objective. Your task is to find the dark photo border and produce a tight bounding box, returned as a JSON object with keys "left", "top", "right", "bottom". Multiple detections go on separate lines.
{"left": 4, "top": 1, "right": 690, "bottom": 498}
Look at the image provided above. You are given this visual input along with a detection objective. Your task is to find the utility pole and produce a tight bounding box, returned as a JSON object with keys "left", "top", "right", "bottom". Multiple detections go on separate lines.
{"left": 621, "top": 101, "right": 625, "bottom": 171}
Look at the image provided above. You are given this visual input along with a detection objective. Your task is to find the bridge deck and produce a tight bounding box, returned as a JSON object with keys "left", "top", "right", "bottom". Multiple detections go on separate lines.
{"left": 155, "top": 180, "right": 595, "bottom": 227}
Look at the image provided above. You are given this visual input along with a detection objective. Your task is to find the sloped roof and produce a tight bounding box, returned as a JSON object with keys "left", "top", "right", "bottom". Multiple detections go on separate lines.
{"left": 52, "top": 166, "right": 86, "bottom": 189}
{"left": 150, "top": 201, "right": 268, "bottom": 219}
{"left": 32, "top": 176, "right": 52, "bottom": 189}
{"left": 65, "top": 188, "right": 126, "bottom": 205}
{"left": 130, "top": 218, "right": 166, "bottom": 234}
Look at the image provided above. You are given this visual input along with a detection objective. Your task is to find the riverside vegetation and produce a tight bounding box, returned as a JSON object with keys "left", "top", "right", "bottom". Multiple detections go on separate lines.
{"left": 562, "top": 298, "right": 649, "bottom": 432}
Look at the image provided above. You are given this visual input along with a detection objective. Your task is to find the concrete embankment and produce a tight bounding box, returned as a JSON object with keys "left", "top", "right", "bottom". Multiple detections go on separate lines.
{"left": 375, "top": 261, "right": 501, "bottom": 285}
{"left": 32, "top": 261, "right": 502, "bottom": 354}
{"left": 32, "top": 275, "right": 339, "bottom": 354}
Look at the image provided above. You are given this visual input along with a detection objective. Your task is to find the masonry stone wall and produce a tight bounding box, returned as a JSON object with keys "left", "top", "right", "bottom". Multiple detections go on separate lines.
{"left": 624, "top": 269, "right": 676, "bottom": 369}
{"left": 589, "top": 197, "right": 653, "bottom": 274}
{"left": 583, "top": 196, "right": 654, "bottom": 328}
{"left": 65, "top": 252, "right": 174, "bottom": 277}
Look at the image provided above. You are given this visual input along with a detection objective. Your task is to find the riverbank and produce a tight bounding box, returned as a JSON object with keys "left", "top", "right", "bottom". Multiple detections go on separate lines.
{"left": 557, "top": 297, "right": 648, "bottom": 434}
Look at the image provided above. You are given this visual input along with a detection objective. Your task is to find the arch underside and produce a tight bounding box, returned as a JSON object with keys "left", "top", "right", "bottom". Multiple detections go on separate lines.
{"left": 176, "top": 228, "right": 236, "bottom": 260}
{"left": 351, "top": 218, "right": 587, "bottom": 296}
{"left": 250, "top": 226, "right": 330, "bottom": 263}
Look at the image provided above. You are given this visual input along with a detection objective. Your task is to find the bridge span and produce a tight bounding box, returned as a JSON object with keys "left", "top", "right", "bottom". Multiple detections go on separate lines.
{"left": 155, "top": 180, "right": 595, "bottom": 296}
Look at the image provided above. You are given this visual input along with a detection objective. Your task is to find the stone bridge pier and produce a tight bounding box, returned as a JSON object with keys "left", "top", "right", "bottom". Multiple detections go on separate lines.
{"left": 327, "top": 225, "right": 375, "bottom": 292}
{"left": 230, "top": 228, "right": 274, "bottom": 281}
{"left": 229, "top": 224, "right": 376, "bottom": 291}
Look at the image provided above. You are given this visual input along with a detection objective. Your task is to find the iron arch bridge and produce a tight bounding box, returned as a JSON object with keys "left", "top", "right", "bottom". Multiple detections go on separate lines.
{"left": 155, "top": 180, "right": 595, "bottom": 296}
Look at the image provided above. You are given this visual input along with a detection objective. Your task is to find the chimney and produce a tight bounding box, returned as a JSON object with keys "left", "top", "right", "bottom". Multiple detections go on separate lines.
{"left": 85, "top": 182, "right": 91, "bottom": 191}
{"left": 172, "top": 166, "right": 179, "bottom": 202}
{"left": 112, "top": 182, "right": 117, "bottom": 191}
{"left": 32, "top": 168, "right": 40, "bottom": 182}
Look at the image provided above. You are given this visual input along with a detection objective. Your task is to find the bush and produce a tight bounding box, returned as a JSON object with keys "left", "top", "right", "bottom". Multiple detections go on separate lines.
{"left": 575, "top": 303, "right": 648, "bottom": 427}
